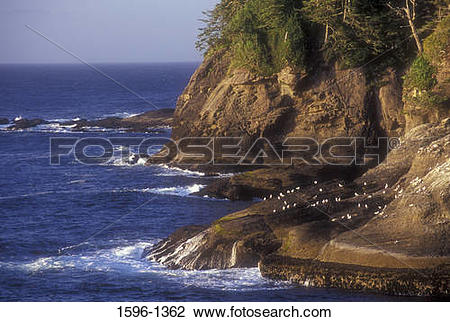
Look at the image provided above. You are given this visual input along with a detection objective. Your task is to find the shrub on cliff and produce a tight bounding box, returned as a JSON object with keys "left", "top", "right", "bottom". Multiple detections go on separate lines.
{"left": 197, "top": 0, "right": 306, "bottom": 76}
{"left": 403, "top": 15, "right": 449, "bottom": 109}
{"left": 404, "top": 55, "right": 437, "bottom": 91}
{"left": 227, "top": 0, "right": 306, "bottom": 75}
{"left": 423, "top": 15, "right": 450, "bottom": 65}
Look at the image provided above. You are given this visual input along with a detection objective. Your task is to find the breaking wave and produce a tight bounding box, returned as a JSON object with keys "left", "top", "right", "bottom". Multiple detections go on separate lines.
{"left": 0, "top": 241, "right": 290, "bottom": 292}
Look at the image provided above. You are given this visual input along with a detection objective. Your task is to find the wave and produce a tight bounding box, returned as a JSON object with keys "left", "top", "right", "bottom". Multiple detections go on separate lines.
{"left": 155, "top": 164, "right": 206, "bottom": 177}
{"left": 34, "top": 123, "right": 79, "bottom": 133}
{"left": 0, "top": 124, "right": 12, "bottom": 131}
{"left": 0, "top": 184, "right": 208, "bottom": 201}
{"left": 155, "top": 165, "right": 235, "bottom": 178}
{"left": 100, "top": 111, "right": 141, "bottom": 119}
{"left": 0, "top": 121, "right": 118, "bottom": 134}
{"left": 0, "top": 240, "right": 290, "bottom": 292}
{"left": 108, "top": 153, "right": 149, "bottom": 167}
{"left": 132, "top": 184, "right": 205, "bottom": 197}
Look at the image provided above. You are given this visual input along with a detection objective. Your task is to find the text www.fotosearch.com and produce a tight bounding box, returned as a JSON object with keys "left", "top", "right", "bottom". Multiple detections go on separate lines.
{"left": 192, "top": 305, "right": 332, "bottom": 318}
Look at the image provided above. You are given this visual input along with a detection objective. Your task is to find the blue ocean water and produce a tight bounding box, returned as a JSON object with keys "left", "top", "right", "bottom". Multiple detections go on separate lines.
{"left": 0, "top": 63, "right": 403, "bottom": 301}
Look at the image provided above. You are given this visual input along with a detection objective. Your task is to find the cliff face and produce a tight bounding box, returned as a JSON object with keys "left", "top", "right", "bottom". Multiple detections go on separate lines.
{"left": 172, "top": 50, "right": 407, "bottom": 154}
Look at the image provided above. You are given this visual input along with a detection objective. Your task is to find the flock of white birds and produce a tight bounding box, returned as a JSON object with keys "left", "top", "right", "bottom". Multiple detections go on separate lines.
{"left": 262, "top": 181, "right": 390, "bottom": 223}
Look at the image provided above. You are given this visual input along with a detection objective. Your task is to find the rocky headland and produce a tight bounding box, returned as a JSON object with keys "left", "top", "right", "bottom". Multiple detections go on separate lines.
{"left": 143, "top": 13, "right": 450, "bottom": 297}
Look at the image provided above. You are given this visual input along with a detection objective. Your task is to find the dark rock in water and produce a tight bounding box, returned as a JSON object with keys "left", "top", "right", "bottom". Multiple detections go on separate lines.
{"left": 5, "top": 109, "right": 174, "bottom": 133}
{"left": 0, "top": 118, "right": 9, "bottom": 125}
{"left": 147, "top": 119, "right": 450, "bottom": 296}
{"left": 260, "top": 255, "right": 449, "bottom": 297}
{"left": 9, "top": 118, "right": 46, "bottom": 130}
{"left": 67, "top": 108, "right": 174, "bottom": 132}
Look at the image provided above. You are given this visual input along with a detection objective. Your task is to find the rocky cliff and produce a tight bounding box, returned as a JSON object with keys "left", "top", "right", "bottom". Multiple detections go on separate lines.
{"left": 172, "top": 49, "right": 406, "bottom": 153}
{"left": 144, "top": 19, "right": 450, "bottom": 296}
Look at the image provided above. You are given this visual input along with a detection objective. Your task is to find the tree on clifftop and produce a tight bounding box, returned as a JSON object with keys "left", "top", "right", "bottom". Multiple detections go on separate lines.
{"left": 388, "top": 0, "right": 423, "bottom": 53}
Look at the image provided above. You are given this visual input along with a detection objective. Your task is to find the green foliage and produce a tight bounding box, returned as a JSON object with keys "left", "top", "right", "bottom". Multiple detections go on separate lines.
{"left": 404, "top": 55, "right": 437, "bottom": 91}
{"left": 197, "top": 0, "right": 305, "bottom": 76}
{"left": 227, "top": 0, "right": 306, "bottom": 76}
{"left": 423, "top": 15, "right": 450, "bottom": 64}
{"left": 404, "top": 15, "right": 450, "bottom": 110}
{"left": 196, "top": 0, "right": 445, "bottom": 77}
{"left": 405, "top": 91, "right": 448, "bottom": 109}
{"left": 302, "top": 0, "right": 410, "bottom": 71}
{"left": 196, "top": 0, "right": 246, "bottom": 53}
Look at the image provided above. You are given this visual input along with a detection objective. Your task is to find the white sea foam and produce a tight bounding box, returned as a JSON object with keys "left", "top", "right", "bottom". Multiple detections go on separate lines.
{"left": 0, "top": 124, "right": 11, "bottom": 131}
{"left": 33, "top": 123, "right": 78, "bottom": 133}
{"left": 0, "top": 120, "right": 116, "bottom": 134}
{"left": 68, "top": 180, "right": 87, "bottom": 185}
{"left": 138, "top": 184, "right": 205, "bottom": 197}
{"left": 102, "top": 112, "right": 141, "bottom": 119}
{"left": 108, "top": 154, "right": 149, "bottom": 167}
{"left": 80, "top": 126, "right": 126, "bottom": 133}
{"left": 0, "top": 240, "right": 290, "bottom": 292}
{"left": 155, "top": 164, "right": 206, "bottom": 178}
{"left": 154, "top": 165, "right": 236, "bottom": 178}
{"left": 47, "top": 118, "right": 71, "bottom": 123}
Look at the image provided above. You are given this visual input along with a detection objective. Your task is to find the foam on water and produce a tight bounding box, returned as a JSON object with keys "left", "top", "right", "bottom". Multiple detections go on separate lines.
{"left": 101, "top": 112, "right": 141, "bottom": 119}
{"left": 34, "top": 123, "right": 79, "bottom": 133}
{"left": 0, "top": 124, "right": 12, "bottom": 131}
{"left": 0, "top": 241, "right": 290, "bottom": 292}
{"left": 0, "top": 122, "right": 118, "bottom": 134}
{"left": 108, "top": 154, "right": 149, "bottom": 167}
{"left": 155, "top": 164, "right": 206, "bottom": 178}
{"left": 136, "top": 184, "right": 206, "bottom": 197}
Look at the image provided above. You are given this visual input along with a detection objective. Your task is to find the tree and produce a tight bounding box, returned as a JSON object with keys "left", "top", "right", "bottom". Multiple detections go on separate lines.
{"left": 195, "top": 0, "right": 246, "bottom": 53}
{"left": 388, "top": 0, "right": 423, "bottom": 53}
{"left": 302, "top": 0, "right": 342, "bottom": 44}
{"left": 343, "top": 0, "right": 353, "bottom": 22}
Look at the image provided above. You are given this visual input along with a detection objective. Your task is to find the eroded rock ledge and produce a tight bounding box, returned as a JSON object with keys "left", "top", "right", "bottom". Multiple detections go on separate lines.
{"left": 260, "top": 255, "right": 449, "bottom": 297}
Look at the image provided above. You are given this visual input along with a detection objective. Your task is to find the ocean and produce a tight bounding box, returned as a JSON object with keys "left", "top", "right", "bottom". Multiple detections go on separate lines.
{"left": 0, "top": 63, "right": 400, "bottom": 301}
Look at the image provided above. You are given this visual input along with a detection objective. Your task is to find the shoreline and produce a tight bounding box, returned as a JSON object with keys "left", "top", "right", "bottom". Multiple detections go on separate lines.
{"left": 259, "top": 255, "right": 449, "bottom": 298}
